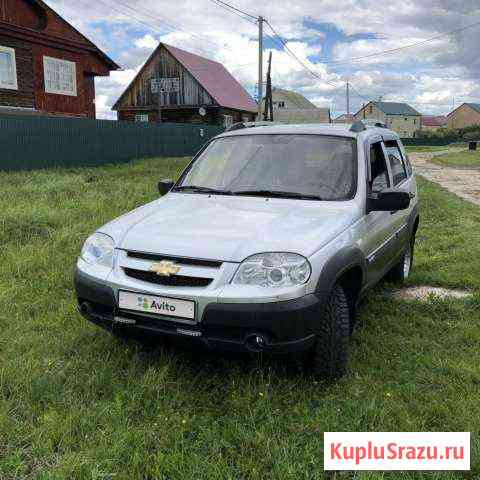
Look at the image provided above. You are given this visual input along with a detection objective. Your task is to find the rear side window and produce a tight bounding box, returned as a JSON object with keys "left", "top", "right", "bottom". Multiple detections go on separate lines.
{"left": 369, "top": 142, "right": 390, "bottom": 192}
{"left": 385, "top": 140, "right": 407, "bottom": 186}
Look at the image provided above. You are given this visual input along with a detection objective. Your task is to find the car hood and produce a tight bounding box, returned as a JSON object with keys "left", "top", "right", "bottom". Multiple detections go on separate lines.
{"left": 100, "top": 193, "right": 359, "bottom": 262}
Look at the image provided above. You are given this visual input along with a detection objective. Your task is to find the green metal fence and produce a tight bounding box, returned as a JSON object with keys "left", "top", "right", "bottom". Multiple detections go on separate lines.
{"left": 0, "top": 115, "right": 224, "bottom": 171}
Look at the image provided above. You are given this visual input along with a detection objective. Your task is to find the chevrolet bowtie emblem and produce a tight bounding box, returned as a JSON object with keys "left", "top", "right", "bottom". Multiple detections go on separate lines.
{"left": 150, "top": 261, "right": 181, "bottom": 277}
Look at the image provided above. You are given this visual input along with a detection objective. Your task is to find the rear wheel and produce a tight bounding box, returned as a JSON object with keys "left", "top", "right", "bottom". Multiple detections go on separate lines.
{"left": 308, "top": 284, "right": 350, "bottom": 379}
{"left": 388, "top": 235, "right": 415, "bottom": 283}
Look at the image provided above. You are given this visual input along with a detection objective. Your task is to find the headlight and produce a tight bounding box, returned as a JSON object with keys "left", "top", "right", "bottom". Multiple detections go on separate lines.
{"left": 80, "top": 233, "right": 115, "bottom": 268}
{"left": 232, "top": 253, "right": 311, "bottom": 287}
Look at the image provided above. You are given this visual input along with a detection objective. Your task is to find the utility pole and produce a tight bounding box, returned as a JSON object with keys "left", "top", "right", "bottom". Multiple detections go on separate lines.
{"left": 263, "top": 51, "right": 273, "bottom": 121}
{"left": 451, "top": 96, "right": 455, "bottom": 129}
{"left": 346, "top": 81, "right": 350, "bottom": 119}
{"left": 363, "top": 102, "right": 366, "bottom": 120}
{"left": 257, "top": 15, "right": 264, "bottom": 118}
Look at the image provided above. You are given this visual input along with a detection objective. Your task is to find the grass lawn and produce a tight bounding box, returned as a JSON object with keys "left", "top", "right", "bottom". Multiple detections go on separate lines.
{"left": 405, "top": 146, "right": 459, "bottom": 154}
{"left": 431, "top": 150, "right": 480, "bottom": 168}
{"left": 1, "top": 158, "right": 479, "bottom": 479}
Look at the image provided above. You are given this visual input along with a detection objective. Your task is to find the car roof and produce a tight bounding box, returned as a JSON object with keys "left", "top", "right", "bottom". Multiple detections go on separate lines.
{"left": 216, "top": 123, "right": 399, "bottom": 141}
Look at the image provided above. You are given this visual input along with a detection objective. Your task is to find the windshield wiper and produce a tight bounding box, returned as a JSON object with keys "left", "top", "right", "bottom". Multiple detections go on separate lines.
{"left": 174, "top": 185, "right": 235, "bottom": 195}
{"left": 234, "top": 189, "right": 324, "bottom": 200}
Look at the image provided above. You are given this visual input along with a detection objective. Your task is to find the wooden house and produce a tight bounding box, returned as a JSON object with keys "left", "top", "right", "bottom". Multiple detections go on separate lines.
{"left": 113, "top": 43, "right": 257, "bottom": 127}
{"left": 0, "top": 0, "right": 119, "bottom": 118}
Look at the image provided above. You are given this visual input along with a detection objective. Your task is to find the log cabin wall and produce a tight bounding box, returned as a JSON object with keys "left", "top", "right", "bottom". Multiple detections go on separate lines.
{"left": 0, "top": 0, "right": 118, "bottom": 117}
{"left": 0, "top": 33, "right": 34, "bottom": 108}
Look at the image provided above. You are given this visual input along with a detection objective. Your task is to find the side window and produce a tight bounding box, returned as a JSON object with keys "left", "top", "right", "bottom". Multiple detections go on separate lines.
{"left": 369, "top": 142, "right": 390, "bottom": 192}
{"left": 385, "top": 140, "right": 407, "bottom": 186}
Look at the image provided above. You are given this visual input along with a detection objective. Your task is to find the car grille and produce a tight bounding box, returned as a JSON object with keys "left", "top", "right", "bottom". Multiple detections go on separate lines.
{"left": 125, "top": 251, "right": 222, "bottom": 269}
{"left": 123, "top": 268, "right": 213, "bottom": 288}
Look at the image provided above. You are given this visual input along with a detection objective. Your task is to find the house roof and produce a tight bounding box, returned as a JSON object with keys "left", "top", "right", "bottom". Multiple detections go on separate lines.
{"left": 421, "top": 115, "right": 448, "bottom": 127}
{"left": 447, "top": 102, "right": 480, "bottom": 117}
{"left": 368, "top": 101, "right": 421, "bottom": 116}
{"left": 271, "top": 88, "right": 318, "bottom": 109}
{"left": 466, "top": 103, "right": 480, "bottom": 114}
{"left": 162, "top": 44, "right": 257, "bottom": 112}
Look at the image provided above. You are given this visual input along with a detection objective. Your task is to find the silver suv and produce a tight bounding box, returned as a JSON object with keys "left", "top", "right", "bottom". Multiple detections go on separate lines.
{"left": 75, "top": 122, "right": 419, "bottom": 378}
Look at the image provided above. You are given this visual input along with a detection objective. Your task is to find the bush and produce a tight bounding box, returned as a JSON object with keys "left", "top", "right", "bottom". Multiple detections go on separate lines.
{"left": 464, "top": 132, "right": 480, "bottom": 141}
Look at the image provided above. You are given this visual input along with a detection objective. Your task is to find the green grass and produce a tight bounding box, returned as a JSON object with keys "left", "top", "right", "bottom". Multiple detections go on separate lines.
{"left": 430, "top": 150, "right": 480, "bottom": 168}
{"left": 1, "top": 158, "right": 479, "bottom": 479}
{"left": 405, "top": 146, "right": 456, "bottom": 153}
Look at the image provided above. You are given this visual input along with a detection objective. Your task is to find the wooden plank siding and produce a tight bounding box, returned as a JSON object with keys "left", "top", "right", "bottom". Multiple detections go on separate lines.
{"left": 117, "top": 45, "right": 215, "bottom": 110}
{"left": 115, "top": 45, "right": 256, "bottom": 126}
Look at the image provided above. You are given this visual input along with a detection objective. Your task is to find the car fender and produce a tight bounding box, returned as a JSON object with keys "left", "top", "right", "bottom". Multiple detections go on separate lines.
{"left": 408, "top": 203, "right": 420, "bottom": 237}
{"left": 315, "top": 246, "right": 367, "bottom": 294}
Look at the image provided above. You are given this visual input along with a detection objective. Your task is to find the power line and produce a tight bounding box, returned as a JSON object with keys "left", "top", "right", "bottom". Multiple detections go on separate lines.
{"left": 206, "top": 0, "right": 258, "bottom": 23}
{"left": 323, "top": 20, "right": 480, "bottom": 67}
{"left": 264, "top": 20, "right": 341, "bottom": 89}
{"left": 97, "top": 0, "right": 222, "bottom": 53}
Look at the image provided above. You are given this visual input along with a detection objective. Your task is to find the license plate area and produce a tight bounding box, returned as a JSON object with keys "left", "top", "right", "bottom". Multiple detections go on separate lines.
{"left": 118, "top": 290, "right": 196, "bottom": 321}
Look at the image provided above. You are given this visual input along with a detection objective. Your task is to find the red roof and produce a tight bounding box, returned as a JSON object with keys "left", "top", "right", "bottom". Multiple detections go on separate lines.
{"left": 164, "top": 44, "right": 257, "bottom": 113}
{"left": 421, "top": 115, "right": 448, "bottom": 127}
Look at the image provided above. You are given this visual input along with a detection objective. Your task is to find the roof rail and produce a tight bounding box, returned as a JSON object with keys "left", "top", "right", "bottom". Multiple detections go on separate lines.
{"left": 225, "top": 121, "right": 281, "bottom": 132}
{"left": 350, "top": 119, "right": 388, "bottom": 133}
{"left": 349, "top": 120, "right": 366, "bottom": 133}
{"left": 363, "top": 119, "right": 388, "bottom": 128}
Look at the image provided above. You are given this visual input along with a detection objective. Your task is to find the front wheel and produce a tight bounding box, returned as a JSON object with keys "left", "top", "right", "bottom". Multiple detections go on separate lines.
{"left": 388, "top": 236, "right": 415, "bottom": 283}
{"left": 308, "top": 284, "right": 350, "bottom": 379}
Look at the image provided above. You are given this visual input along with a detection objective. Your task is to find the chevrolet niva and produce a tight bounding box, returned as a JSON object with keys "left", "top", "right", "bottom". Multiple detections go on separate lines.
{"left": 75, "top": 121, "right": 419, "bottom": 378}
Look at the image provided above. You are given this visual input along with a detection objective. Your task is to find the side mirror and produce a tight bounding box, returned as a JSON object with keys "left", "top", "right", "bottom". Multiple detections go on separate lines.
{"left": 158, "top": 179, "right": 174, "bottom": 195}
{"left": 368, "top": 188, "right": 411, "bottom": 213}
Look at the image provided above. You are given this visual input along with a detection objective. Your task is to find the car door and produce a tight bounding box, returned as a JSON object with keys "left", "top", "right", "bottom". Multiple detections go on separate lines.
{"left": 363, "top": 137, "right": 401, "bottom": 285}
{"left": 383, "top": 136, "right": 415, "bottom": 254}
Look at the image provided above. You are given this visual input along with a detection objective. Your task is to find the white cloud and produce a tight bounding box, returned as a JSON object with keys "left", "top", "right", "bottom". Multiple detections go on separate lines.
{"left": 134, "top": 34, "right": 158, "bottom": 50}
{"left": 43, "top": 0, "right": 480, "bottom": 118}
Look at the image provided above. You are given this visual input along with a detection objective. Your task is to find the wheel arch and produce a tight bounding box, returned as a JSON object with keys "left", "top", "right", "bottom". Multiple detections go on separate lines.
{"left": 316, "top": 247, "right": 366, "bottom": 319}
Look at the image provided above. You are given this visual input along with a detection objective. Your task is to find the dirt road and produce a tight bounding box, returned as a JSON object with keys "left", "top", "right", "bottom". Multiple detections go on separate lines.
{"left": 409, "top": 149, "right": 480, "bottom": 207}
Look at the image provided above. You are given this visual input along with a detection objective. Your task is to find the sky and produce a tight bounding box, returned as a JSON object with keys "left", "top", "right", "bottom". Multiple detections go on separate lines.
{"left": 44, "top": 0, "right": 480, "bottom": 120}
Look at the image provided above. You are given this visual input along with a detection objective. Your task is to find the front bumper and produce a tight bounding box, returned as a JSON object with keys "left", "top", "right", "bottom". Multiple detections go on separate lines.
{"left": 75, "top": 268, "right": 327, "bottom": 355}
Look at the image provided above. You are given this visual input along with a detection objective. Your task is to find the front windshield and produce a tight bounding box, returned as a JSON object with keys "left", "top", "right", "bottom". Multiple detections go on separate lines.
{"left": 177, "top": 134, "right": 356, "bottom": 200}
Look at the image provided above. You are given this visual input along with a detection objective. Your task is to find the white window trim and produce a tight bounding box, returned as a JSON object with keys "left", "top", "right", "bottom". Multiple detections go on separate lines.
{"left": 135, "top": 114, "right": 149, "bottom": 122}
{"left": 223, "top": 114, "right": 233, "bottom": 128}
{"left": 43, "top": 56, "right": 77, "bottom": 96}
{"left": 0, "top": 46, "right": 18, "bottom": 91}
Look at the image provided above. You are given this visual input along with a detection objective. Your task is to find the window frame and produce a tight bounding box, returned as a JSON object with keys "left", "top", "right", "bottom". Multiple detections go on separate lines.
{"left": 384, "top": 138, "right": 409, "bottom": 186}
{"left": 223, "top": 114, "right": 233, "bottom": 128}
{"left": 0, "top": 46, "right": 18, "bottom": 90}
{"left": 367, "top": 139, "right": 392, "bottom": 194}
{"left": 174, "top": 133, "right": 359, "bottom": 202}
{"left": 135, "top": 114, "right": 149, "bottom": 122}
{"left": 43, "top": 56, "right": 77, "bottom": 97}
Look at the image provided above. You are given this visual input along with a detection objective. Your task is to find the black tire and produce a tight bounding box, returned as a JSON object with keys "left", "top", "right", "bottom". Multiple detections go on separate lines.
{"left": 308, "top": 284, "right": 350, "bottom": 379}
{"left": 388, "top": 235, "right": 415, "bottom": 284}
